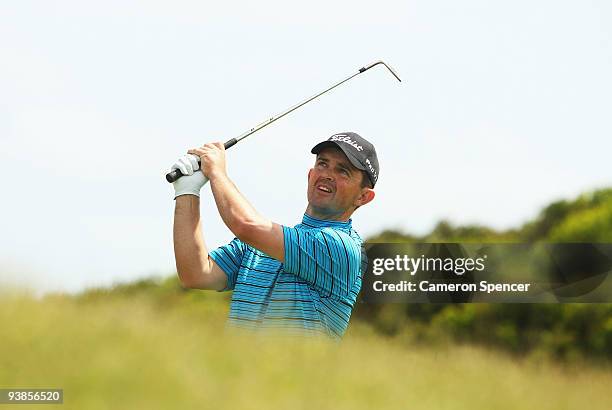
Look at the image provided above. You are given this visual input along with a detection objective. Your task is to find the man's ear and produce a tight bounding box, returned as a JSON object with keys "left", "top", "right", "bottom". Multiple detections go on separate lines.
{"left": 355, "top": 188, "right": 375, "bottom": 207}
{"left": 308, "top": 168, "right": 312, "bottom": 181}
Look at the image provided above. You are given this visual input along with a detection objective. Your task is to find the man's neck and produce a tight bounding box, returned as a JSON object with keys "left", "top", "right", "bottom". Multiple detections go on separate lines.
{"left": 305, "top": 206, "right": 352, "bottom": 222}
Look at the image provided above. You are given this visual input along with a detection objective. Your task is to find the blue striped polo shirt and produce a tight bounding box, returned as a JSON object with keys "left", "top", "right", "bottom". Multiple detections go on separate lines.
{"left": 209, "top": 213, "right": 366, "bottom": 339}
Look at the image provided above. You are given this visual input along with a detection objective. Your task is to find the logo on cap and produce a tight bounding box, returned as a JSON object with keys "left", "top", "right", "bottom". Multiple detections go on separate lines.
{"left": 330, "top": 134, "right": 363, "bottom": 151}
{"left": 365, "top": 158, "right": 378, "bottom": 180}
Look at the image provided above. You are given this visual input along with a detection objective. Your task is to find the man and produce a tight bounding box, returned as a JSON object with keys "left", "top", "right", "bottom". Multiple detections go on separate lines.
{"left": 171, "top": 132, "right": 379, "bottom": 339}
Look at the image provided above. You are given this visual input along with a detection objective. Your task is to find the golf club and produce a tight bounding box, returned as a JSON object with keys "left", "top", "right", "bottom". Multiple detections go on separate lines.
{"left": 165, "top": 60, "right": 401, "bottom": 183}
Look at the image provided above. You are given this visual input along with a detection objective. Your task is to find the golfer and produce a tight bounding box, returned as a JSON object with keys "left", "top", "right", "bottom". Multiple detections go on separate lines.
{"left": 171, "top": 132, "right": 378, "bottom": 339}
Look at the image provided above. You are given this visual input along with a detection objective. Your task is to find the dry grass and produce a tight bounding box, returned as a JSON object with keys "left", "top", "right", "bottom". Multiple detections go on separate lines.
{"left": 1, "top": 290, "right": 610, "bottom": 410}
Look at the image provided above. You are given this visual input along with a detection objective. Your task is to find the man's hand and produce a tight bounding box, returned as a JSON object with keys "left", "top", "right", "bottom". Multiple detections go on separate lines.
{"left": 188, "top": 142, "right": 227, "bottom": 181}
{"left": 171, "top": 154, "right": 209, "bottom": 198}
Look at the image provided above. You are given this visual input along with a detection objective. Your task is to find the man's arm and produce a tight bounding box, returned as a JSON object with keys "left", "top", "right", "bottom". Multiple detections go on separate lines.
{"left": 188, "top": 143, "right": 285, "bottom": 261}
{"left": 173, "top": 195, "right": 228, "bottom": 290}
{"left": 209, "top": 173, "right": 285, "bottom": 262}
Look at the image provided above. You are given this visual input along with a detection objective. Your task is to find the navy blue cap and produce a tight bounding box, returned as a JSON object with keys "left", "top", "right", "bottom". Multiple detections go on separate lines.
{"left": 311, "top": 132, "right": 379, "bottom": 187}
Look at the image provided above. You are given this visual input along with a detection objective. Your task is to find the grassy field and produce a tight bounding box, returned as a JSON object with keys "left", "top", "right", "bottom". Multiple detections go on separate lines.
{"left": 1, "top": 287, "right": 611, "bottom": 410}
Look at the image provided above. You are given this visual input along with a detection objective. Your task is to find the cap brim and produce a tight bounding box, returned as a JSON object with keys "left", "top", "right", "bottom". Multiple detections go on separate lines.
{"left": 311, "top": 141, "right": 367, "bottom": 172}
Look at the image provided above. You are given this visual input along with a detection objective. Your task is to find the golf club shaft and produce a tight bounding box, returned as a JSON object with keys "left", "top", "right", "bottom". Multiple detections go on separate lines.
{"left": 165, "top": 61, "right": 400, "bottom": 183}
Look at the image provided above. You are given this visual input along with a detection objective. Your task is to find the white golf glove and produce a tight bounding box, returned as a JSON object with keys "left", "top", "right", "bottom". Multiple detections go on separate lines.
{"left": 171, "top": 154, "right": 209, "bottom": 198}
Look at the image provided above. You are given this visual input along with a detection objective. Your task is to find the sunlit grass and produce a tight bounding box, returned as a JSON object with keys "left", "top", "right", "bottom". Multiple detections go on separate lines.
{"left": 1, "top": 289, "right": 610, "bottom": 410}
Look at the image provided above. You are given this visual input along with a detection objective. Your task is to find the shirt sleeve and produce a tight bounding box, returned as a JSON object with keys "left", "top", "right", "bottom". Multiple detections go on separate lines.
{"left": 282, "top": 226, "right": 362, "bottom": 299}
{"left": 209, "top": 237, "right": 245, "bottom": 292}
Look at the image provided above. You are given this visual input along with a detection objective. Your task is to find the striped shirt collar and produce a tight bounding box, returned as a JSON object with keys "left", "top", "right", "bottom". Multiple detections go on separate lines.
{"left": 301, "top": 213, "right": 352, "bottom": 229}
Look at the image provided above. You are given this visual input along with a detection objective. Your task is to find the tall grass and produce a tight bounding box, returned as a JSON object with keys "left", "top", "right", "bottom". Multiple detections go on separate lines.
{"left": 1, "top": 287, "right": 610, "bottom": 410}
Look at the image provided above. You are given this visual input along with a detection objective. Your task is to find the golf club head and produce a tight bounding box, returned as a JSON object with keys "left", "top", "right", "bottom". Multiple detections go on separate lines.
{"left": 360, "top": 61, "right": 402, "bottom": 82}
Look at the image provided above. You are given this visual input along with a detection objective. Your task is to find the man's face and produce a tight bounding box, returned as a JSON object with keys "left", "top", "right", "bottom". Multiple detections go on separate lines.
{"left": 307, "top": 146, "right": 372, "bottom": 219}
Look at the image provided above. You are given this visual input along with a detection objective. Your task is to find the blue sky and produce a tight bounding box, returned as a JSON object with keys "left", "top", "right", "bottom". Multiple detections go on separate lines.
{"left": 1, "top": 0, "right": 611, "bottom": 294}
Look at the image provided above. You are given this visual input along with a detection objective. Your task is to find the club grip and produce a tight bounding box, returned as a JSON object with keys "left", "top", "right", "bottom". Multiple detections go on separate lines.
{"left": 165, "top": 138, "right": 239, "bottom": 183}
{"left": 224, "top": 138, "right": 238, "bottom": 149}
{"left": 166, "top": 168, "right": 184, "bottom": 183}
